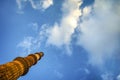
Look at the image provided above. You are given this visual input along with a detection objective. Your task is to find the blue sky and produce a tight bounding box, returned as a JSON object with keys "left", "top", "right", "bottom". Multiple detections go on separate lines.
{"left": 0, "top": 0, "right": 120, "bottom": 80}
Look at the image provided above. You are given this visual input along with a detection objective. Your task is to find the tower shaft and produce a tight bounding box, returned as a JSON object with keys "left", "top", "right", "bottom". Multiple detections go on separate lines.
{"left": 0, "top": 52, "right": 44, "bottom": 80}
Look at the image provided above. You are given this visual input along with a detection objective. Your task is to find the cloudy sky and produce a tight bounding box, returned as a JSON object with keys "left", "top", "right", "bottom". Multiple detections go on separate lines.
{"left": 0, "top": 0, "right": 120, "bottom": 80}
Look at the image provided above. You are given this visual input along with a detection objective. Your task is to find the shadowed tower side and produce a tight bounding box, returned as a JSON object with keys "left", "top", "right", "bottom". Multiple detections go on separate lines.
{"left": 0, "top": 52, "right": 44, "bottom": 80}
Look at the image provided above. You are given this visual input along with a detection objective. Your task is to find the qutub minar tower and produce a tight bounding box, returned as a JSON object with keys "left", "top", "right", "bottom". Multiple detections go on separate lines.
{"left": 0, "top": 52, "right": 44, "bottom": 80}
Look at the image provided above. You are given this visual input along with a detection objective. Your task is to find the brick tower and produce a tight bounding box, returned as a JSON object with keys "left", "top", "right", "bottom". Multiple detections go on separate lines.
{"left": 0, "top": 52, "right": 44, "bottom": 80}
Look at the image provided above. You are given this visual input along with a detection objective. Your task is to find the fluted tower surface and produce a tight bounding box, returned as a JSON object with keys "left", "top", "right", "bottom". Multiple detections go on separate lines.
{"left": 0, "top": 52, "right": 44, "bottom": 80}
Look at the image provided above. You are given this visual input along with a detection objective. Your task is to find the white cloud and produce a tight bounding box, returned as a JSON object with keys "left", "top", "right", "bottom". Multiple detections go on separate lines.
{"left": 46, "top": 0, "right": 82, "bottom": 55}
{"left": 77, "top": 0, "right": 120, "bottom": 66}
{"left": 29, "top": 0, "right": 39, "bottom": 9}
{"left": 41, "top": 0, "right": 53, "bottom": 10}
{"left": 16, "top": 0, "right": 22, "bottom": 9}
{"left": 17, "top": 24, "right": 49, "bottom": 56}
{"left": 17, "top": 36, "right": 41, "bottom": 56}
{"left": 101, "top": 72, "right": 114, "bottom": 80}
{"left": 82, "top": 6, "right": 92, "bottom": 17}
{"left": 16, "top": 0, "right": 27, "bottom": 14}
{"left": 117, "top": 74, "right": 120, "bottom": 80}
{"left": 16, "top": 0, "right": 53, "bottom": 12}
{"left": 16, "top": 0, "right": 27, "bottom": 10}
{"left": 17, "top": 0, "right": 82, "bottom": 55}
{"left": 29, "top": 0, "right": 53, "bottom": 10}
{"left": 17, "top": 0, "right": 120, "bottom": 68}
{"left": 17, "top": 37, "right": 33, "bottom": 55}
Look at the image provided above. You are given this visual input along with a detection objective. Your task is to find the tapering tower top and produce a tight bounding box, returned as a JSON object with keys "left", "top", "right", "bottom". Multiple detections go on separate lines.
{"left": 0, "top": 52, "right": 44, "bottom": 80}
